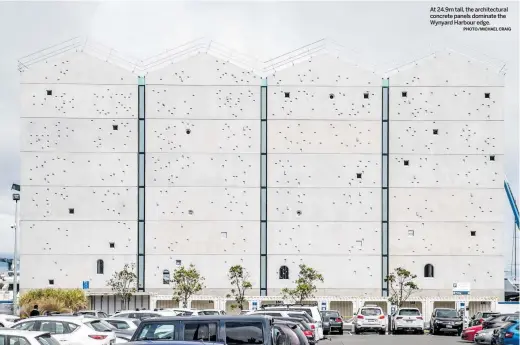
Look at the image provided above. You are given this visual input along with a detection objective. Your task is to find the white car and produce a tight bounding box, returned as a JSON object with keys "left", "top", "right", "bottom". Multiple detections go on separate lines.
{"left": 260, "top": 305, "right": 324, "bottom": 340}
{"left": 0, "top": 329, "right": 61, "bottom": 345}
{"left": 0, "top": 313, "right": 21, "bottom": 327}
{"left": 353, "top": 305, "right": 387, "bottom": 335}
{"left": 11, "top": 316, "right": 116, "bottom": 345}
{"left": 104, "top": 318, "right": 140, "bottom": 331}
{"left": 391, "top": 307, "right": 424, "bottom": 334}
{"left": 248, "top": 310, "right": 319, "bottom": 341}
{"left": 110, "top": 310, "right": 177, "bottom": 320}
{"left": 75, "top": 311, "right": 109, "bottom": 319}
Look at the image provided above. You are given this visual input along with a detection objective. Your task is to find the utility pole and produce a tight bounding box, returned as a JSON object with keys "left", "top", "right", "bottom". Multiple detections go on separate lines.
{"left": 12, "top": 192, "right": 20, "bottom": 316}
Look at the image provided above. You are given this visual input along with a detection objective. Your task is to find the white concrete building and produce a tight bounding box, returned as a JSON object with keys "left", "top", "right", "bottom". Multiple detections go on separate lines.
{"left": 18, "top": 38, "right": 505, "bottom": 315}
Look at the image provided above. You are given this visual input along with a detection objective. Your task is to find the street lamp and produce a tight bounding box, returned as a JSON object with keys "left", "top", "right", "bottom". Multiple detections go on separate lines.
{"left": 12, "top": 185, "right": 20, "bottom": 316}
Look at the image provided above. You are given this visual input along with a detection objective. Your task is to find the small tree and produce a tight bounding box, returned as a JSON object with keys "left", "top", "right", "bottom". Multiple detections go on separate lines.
{"left": 384, "top": 267, "right": 419, "bottom": 308}
{"left": 226, "top": 265, "right": 252, "bottom": 311}
{"left": 171, "top": 264, "right": 205, "bottom": 308}
{"left": 281, "top": 264, "right": 324, "bottom": 303}
{"left": 106, "top": 263, "right": 137, "bottom": 310}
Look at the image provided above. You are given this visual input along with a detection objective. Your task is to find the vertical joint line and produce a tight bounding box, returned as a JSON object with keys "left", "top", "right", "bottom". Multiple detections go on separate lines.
{"left": 137, "top": 77, "right": 146, "bottom": 292}
{"left": 381, "top": 79, "right": 390, "bottom": 297}
{"left": 260, "top": 79, "right": 268, "bottom": 296}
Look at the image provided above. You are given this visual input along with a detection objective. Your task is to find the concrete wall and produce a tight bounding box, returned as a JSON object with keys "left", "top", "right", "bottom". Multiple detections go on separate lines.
{"left": 19, "top": 50, "right": 138, "bottom": 291}
{"left": 388, "top": 50, "right": 504, "bottom": 297}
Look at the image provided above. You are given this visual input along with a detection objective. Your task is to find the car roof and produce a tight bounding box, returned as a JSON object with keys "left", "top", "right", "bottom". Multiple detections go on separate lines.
{"left": 106, "top": 317, "right": 139, "bottom": 321}
{"left": 140, "top": 315, "right": 271, "bottom": 322}
{"left": 16, "top": 316, "right": 89, "bottom": 323}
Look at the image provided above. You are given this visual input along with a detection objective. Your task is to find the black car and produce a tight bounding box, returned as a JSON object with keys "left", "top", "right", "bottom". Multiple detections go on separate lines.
{"left": 320, "top": 311, "right": 343, "bottom": 335}
{"left": 482, "top": 313, "right": 519, "bottom": 329}
{"left": 429, "top": 308, "right": 463, "bottom": 336}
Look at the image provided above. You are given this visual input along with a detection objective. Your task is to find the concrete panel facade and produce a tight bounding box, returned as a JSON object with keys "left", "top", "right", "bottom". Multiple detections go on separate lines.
{"left": 388, "top": 50, "right": 504, "bottom": 296}
{"left": 267, "top": 54, "right": 382, "bottom": 296}
{"left": 19, "top": 50, "right": 138, "bottom": 291}
{"left": 144, "top": 53, "right": 261, "bottom": 294}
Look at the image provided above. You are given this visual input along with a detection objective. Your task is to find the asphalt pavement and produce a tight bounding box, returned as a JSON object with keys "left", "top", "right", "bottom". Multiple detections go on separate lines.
{"left": 327, "top": 332, "right": 466, "bottom": 345}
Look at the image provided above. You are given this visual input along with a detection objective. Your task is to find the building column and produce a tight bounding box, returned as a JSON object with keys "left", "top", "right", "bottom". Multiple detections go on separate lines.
{"left": 137, "top": 76, "right": 146, "bottom": 291}
{"left": 381, "top": 79, "right": 390, "bottom": 296}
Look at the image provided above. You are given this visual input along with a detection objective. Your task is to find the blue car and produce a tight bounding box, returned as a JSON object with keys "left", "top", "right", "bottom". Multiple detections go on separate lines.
{"left": 498, "top": 320, "right": 519, "bottom": 345}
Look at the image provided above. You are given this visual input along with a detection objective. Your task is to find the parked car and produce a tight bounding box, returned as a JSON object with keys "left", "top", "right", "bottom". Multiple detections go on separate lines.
{"left": 475, "top": 327, "right": 499, "bottom": 344}
{"left": 272, "top": 317, "right": 315, "bottom": 345}
{"left": 498, "top": 320, "right": 519, "bottom": 345}
{"left": 104, "top": 318, "right": 140, "bottom": 330}
{"left": 111, "top": 310, "right": 178, "bottom": 320}
{"left": 0, "top": 314, "right": 21, "bottom": 327}
{"left": 113, "top": 329, "right": 135, "bottom": 343}
{"left": 320, "top": 310, "right": 343, "bottom": 335}
{"left": 391, "top": 307, "right": 424, "bottom": 334}
{"left": 0, "top": 329, "right": 61, "bottom": 345}
{"left": 131, "top": 315, "right": 274, "bottom": 345}
{"left": 273, "top": 320, "right": 309, "bottom": 345}
{"left": 259, "top": 305, "right": 324, "bottom": 340}
{"left": 75, "top": 311, "right": 109, "bottom": 318}
{"left": 483, "top": 314, "right": 519, "bottom": 330}
{"left": 249, "top": 310, "right": 318, "bottom": 341}
{"left": 10, "top": 316, "right": 117, "bottom": 345}
{"left": 461, "top": 324, "right": 483, "bottom": 341}
{"left": 353, "top": 305, "right": 386, "bottom": 335}
{"left": 470, "top": 312, "right": 500, "bottom": 327}
{"left": 429, "top": 308, "right": 463, "bottom": 336}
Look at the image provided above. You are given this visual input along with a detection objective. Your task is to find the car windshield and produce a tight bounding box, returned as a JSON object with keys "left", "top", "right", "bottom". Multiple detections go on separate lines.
{"left": 399, "top": 309, "right": 420, "bottom": 316}
{"left": 321, "top": 311, "right": 340, "bottom": 318}
{"left": 87, "top": 320, "right": 115, "bottom": 332}
{"left": 436, "top": 309, "right": 458, "bottom": 318}
{"left": 200, "top": 310, "right": 219, "bottom": 315}
{"left": 361, "top": 308, "right": 381, "bottom": 316}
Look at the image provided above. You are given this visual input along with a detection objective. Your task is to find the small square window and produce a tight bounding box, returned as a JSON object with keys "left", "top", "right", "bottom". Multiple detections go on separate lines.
{"left": 404, "top": 160, "right": 409, "bottom": 166}
{"left": 112, "top": 125, "right": 118, "bottom": 130}
{"left": 46, "top": 90, "right": 52, "bottom": 96}
{"left": 356, "top": 173, "right": 362, "bottom": 179}
{"left": 490, "top": 155, "right": 495, "bottom": 161}
{"left": 284, "top": 92, "right": 290, "bottom": 98}
{"left": 433, "top": 129, "right": 439, "bottom": 135}
{"left": 402, "top": 91, "right": 407, "bottom": 97}
{"left": 176, "top": 260, "right": 182, "bottom": 266}
{"left": 363, "top": 92, "right": 369, "bottom": 99}
{"left": 470, "top": 231, "right": 476, "bottom": 236}
{"left": 408, "top": 230, "right": 415, "bottom": 236}
{"left": 485, "top": 93, "right": 490, "bottom": 99}
{"left": 68, "top": 208, "right": 75, "bottom": 214}
{"left": 109, "top": 242, "right": 115, "bottom": 248}
{"left": 49, "top": 279, "right": 54, "bottom": 285}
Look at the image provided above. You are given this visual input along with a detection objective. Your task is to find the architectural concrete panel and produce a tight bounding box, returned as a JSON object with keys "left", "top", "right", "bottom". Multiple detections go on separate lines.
{"left": 268, "top": 154, "right": 380, "bottom": 187}
{"left": 21, "top": 118, "right": 137, "bottom": 152}
{"left": 145, "top": 254, "right": 259, "bottom": 290}
{"left": 146, "top": 221, "right": 259, "bottom": 255}
{"left": 389, "top": 188, "right": 504, "bottom": 222}
{"left": 268, "top": 188, "right": 379, "bottom": 221}
{"left": 20, "top": 51, "right": 136, "bottom": 85}
{"left": 21, "top": 84, "right": 137, "bottom": 119}
{"left": 390, "top": 154, "right": 502, "bottom": 188}
{"left": 389, "top": 255, "right": 503, "bottom": 294}
{"left": 268, "top": 222, "right": 380, "bottom": 255}
{"left": 267, "top": 255, "right": 381, "bottom": 290}
{"left": 390, "top": 87, "right": 503, "bottom": 121}
{"left": 268, "top": 120, "right": 380, "bottom": 153}
{"left": 20, "top": 254, "right": 136, "bottom": 290}
{"left": 22, "top": 186, "right": 137, "bottom": 221}
{"left": 268, "top": 87, "right": 381, "bottom": 120}
{"left": 389, "top": 50, "right": 504, "bottom": 87}
{"left": 146, "top": 187, "right": 258, "bottom": 221}
{"left": 147, "top": 86, "right": 260, "bottom": 119}
{"left": 145, "top": 53, "right": 260, "bottom": 86}
{"left": 146, "top": 119, "right": 259, "bottom": 153}
{"left": 270, "top": 54, "right": 380, "bottom": 86}
{"left": 389, "top": 121, "right": 502, "bottom": 154}
{"left": 20, "top": 221, "right": 136, "bottom": 255}
{"left": 389, "top": 222, "right": 502, "bottom": 256}
{"left": 22, "top": 152, "right": 136, "bottom": 186}
{"left": 147, "top": 153, "right": 259, "bottom": 187}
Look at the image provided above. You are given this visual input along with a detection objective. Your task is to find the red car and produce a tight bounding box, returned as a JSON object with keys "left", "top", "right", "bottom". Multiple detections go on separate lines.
{"left": 461, "top": 324, "right": 483, "bottom": 341}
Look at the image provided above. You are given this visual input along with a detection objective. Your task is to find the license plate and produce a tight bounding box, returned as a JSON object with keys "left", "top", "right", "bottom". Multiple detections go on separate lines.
{"left": 368, "top": 319, "right": 376, "bottom": 322}
{"left": 406, "top": 320, "right": 412, "bottom": 322}
{"left": 446, "top": 325, "right": 452, "bottom": 328}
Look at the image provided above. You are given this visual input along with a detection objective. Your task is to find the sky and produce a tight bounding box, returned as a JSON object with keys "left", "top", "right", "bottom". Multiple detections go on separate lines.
{"left": 0, "top": 1, "right": 518, "bottom": 269}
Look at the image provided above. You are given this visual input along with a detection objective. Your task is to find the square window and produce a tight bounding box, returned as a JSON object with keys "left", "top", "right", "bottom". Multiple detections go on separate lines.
{"left": 284, "top": 92, "right": 290, "bottom": 98}
{"left": 112, "top": 124, "right": 118, "bottom": 130}
{"left": 68, "top": 208, "right": 74, "bottom": 214}
{"left": 356, "top": 173, "right": 362, "bottom": 179}
{"left": 363, "top": 92, "right": 369, "bottom": 99}
{"left": 401, "top": 91, "right": 407, "bottom": 97}
{"left": 408, "top": 230, "right": 414, "bottom": 236}
{"left": 490, "top": 155, "right": 495, "bottom": 161}
{"left": 433, "top": 129, "right": 439, "bottom": 135}
{"left": 109, "top": 242, "right": 115, "bottom": 248}
{"left": 49, "top": 279, "right": 54, "bottom": 285}
{"left": 176, "top": 260, "right": 182, "bottom": 266}
{"left": 471, "top": 231, "right": 476, "bottom": 236}
{"left": 485, "top": 93, "right": 490, "bottom": 98}
{"left": 404, "top": 160, "right": 409, "bottom": 166}
{"left": 46, "top": 90, "right": 52, "bottom": 96}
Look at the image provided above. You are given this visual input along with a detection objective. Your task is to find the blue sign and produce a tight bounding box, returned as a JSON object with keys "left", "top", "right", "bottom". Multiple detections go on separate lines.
{"left": 453, "top": 291, "right": 470, "bottom": 295}
{"left": 321, "top": 301, "right": 327, "bottom": 311}
{"left": 252, "top": 301, "right": 258, "bottom": 310}
{"left": 82, "top": 281, "right": 89, "bottom": 289}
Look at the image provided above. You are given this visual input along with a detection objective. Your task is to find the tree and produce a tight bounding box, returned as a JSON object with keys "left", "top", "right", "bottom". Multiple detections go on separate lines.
{"left": 171, "top": 264, "right": 205, "bottom": 308}
{"left": 226, "top": 265, "right": 252, "bottom": 311}
{"left": 18, "top": 288, "right": 87, "bottom": 317}
{"left": 281, "top": 264, "right": 324, "bottom": 303}
{"left": 384, "top": 267, "right": 419, "bottom": 308}
{"left": 106, "top": 263, "right": 137, "bottom": 310}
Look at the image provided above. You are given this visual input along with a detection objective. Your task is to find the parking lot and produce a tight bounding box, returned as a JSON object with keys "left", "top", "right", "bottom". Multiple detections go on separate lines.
{"left": 328, "top": 333, "right": 464, "bottom": 345}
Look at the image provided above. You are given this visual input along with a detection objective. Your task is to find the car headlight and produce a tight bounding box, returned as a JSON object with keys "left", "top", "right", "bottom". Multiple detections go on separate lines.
{"left": 435, "top": 320, "right": 440, "bottom": 323}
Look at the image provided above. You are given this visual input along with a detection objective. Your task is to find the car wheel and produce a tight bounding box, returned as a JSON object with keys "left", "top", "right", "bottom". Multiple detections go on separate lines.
{"left": 379, "top": 330, "right": 386, "bottom": 335}
{"left": 419, "top": 330, "right": 425, "bottom": 335}
{"left": 338, "top": 329, "right": 343, "bottom": 335}
{"left": 354, "top": 327, "right": 360, "bottom": 335}
{"left": 0, "top": 323, "right": 4, "bottom": 327}
{"left": 323, "top": 331, "right": 328, "bottom": 335}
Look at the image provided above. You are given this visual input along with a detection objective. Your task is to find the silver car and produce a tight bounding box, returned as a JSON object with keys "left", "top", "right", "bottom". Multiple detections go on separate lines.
{"left": 475, "top": 327, "right": 499, "bottom": 344}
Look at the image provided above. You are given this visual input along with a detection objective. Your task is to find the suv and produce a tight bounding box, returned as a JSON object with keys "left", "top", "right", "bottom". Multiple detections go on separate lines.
{"left": 131, "top": 315, "right": 274, "bottom": 345}
{"left": 260, "top": 305, "right": 324, "bottom": 340}
{"left": 320, "top": 310, "right": 343, "bottom": 335}
{"left": 430, "top": 308, "right": 463, "bottom": 336}
{"left": 391, "top": 307, "right": 424, "bottom": 334}
{"left": 111, "top": 310, "right": 177, "bottom": 320}
{"left": 353, "top": 305, "right": 386, "bottom": 335}
{"left": 469, "top": 311, "right": 500, "bottom": 327}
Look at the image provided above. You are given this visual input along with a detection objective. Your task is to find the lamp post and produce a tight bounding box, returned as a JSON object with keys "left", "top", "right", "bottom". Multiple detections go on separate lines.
{"left": 12, "top": 192, "right": 20, "bottom": 315}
